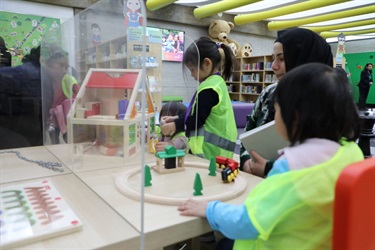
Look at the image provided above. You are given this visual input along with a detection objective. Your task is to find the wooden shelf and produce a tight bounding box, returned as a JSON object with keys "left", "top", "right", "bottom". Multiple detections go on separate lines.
{"left": 228, "top": 55, "right": 276, "bottom": 103}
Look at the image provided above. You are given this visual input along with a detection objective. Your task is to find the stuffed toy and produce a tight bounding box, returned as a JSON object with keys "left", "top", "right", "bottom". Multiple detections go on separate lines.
{"left": 208, "top": 19, "right": 239, "bottom": 56}
{"left": 237, "top": 43, "right": 253, "bottom": 58}
{"left": 228, "top": 43, "right": 238, "bottom": 57}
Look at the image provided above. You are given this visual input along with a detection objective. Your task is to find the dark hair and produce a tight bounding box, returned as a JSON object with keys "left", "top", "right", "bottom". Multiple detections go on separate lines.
{"left": 160, "top": 101, "right": 187, "bottom": 118}
{"left": 0, "top": 36, "right": 6, "bottom": 48}
{"left": 183, "top": 37, "right": 234, "bottom": 80}
{"left": 46, "top": 51, "right": 68, "bottom": 64}
{"left": 160, "top": 102, "right": 187, "bottom": 135}
{"left": 91, "top": 23, "right": 100, "bottom": 30}
{"left": 273, "top": 63, "right": 360, "bottom": 145}
{"left": 364, "top": 63, "right": 373, "bottom": 73}
{"left": 22, "top": 45, "right": 41, "bottom": 66}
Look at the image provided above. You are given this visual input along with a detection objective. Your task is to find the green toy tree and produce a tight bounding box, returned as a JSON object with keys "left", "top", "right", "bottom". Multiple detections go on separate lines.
{"left": 144, "top": 165, "right": 152, "bottom": 187}
{"left": 208, "top": 157, "right": 217, "bottom": 176}
{"left": 193, "top": 173, "right": 203, "bottom": 196}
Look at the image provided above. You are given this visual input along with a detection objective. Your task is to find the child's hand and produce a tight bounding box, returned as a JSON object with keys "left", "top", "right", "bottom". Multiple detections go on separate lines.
{"left": 161, "top": 116, "right": 179, "bottom": 124}
{"left": 161, "top": 122, "right": 176, "bottom": 136}
{"left": 245, "top": 150, "right": 268, "bottom": 177}
{"left": 155, "top": 141, "right": 172, "bottom": 152}
{"left": 178, "top": 199, "right": 208, "bottom": 218}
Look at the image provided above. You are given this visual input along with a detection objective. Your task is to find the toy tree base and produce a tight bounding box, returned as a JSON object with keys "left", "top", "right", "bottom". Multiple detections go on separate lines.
{"left": 115, "top": 161, "right": 248, "bottom": 206}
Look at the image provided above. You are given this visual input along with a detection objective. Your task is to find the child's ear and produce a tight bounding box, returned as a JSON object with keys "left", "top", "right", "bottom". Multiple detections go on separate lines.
{"left": 203, "top": 58, "right": 212, "bottom": 68}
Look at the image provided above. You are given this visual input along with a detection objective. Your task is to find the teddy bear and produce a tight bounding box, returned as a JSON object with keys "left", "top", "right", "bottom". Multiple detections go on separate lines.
{"left": 237, "top": 43, "right": 253, "bottom": 58}
{"left": 208, "top": 19, "right": 239, "bottom": 56}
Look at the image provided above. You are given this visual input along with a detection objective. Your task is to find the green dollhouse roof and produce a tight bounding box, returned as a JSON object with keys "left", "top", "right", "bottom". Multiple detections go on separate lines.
{"left": 155, "top": 145, "right": 185, "bottom": 159}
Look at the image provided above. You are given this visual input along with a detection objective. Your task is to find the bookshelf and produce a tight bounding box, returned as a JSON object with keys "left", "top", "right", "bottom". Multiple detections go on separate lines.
{"left": 227, "top": 55, "right": 276, "bottom": 103}
{"left": 75, "top": 35, "right": 162, "bottom": 111}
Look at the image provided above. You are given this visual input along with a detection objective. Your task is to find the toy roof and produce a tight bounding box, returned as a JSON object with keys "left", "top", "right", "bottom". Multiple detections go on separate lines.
{"left": 155, "top": 145, "right": 185, "bottom": 159}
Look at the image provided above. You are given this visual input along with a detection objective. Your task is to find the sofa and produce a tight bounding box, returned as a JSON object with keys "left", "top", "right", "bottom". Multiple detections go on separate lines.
{"left": 232, "top": 102, "right": 255, "bottom": 129}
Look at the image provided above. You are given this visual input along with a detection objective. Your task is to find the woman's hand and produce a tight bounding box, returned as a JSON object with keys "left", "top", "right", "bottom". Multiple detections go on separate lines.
{"left": 178, "top": 199, "right": 208, "bottom": 217}
{"left": 243, "top": 150, "right": 268, "bottom": 177}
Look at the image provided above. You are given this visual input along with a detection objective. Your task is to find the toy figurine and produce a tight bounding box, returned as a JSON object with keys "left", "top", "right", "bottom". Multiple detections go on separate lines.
{"left": 335, "top": 33, "right": 346, "bottom": 68}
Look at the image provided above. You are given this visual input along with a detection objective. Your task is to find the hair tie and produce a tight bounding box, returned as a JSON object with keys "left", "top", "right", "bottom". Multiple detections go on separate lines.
{"left": 216, "top": 42, "right": 222, "bottom": 48}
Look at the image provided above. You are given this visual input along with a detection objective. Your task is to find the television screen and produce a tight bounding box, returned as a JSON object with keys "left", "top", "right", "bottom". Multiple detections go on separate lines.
{"left": 161, "top": 28, "right": 185, "bottom": 62}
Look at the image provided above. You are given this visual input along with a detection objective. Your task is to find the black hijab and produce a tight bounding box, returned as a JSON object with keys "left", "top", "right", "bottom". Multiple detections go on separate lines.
{"left": 275, "top": 28, "right": 333, "bottom": 72}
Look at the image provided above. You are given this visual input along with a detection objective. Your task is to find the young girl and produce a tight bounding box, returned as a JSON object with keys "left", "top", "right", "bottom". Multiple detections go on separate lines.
{"left": 178, "top": 63, "right": 363, "bottom": 249}
{"left": 161, "top": 37, "right": 237, "bottom": 160}
{"left": 154, "top": 102, "right": 188, "bottom": 152}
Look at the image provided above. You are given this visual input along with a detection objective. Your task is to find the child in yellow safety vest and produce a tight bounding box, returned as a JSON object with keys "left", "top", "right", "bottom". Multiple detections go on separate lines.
{"left": 160, "top": 37, "right": 237, "bottom": 160}
{"left": 177, "top": 63, "right": 363, "bottom": 250}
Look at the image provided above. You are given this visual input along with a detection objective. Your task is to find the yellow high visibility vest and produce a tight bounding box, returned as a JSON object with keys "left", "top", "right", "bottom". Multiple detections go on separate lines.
{"left": 189, "top": 75, "right": 237, "bottom": 159}
{"left": 234, "top": 140, "right": 364, "bottom": 250}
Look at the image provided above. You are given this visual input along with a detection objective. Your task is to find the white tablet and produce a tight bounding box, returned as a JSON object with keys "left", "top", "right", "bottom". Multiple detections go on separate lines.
{"left": 239, "top": 121, "right": 289, "bottom": 161}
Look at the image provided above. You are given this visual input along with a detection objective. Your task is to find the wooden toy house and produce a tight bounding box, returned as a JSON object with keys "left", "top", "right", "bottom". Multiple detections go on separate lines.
{"left": 154, "top": 145, "right": 185, "bottom": 174}
{"left": 67, "top": 68, "right": 156, "bottom": 160}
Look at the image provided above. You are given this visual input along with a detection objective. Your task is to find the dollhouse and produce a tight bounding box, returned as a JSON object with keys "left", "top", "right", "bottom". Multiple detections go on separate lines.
{"left": 66, "top": 68, "right": 156, "bottom": 159}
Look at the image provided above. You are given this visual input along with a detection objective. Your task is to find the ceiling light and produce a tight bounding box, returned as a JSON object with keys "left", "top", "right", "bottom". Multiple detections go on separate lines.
{"left": 332, "top": 24, "right": 375, "bottom": 32}
{"left": 303, "top": 13, "right": 375, "bottom": 26}
{"left": 326, "top": 34, "right": 375, "bottom": 43}
{"left": 226, "top": 0, "right": 298, "bottom": 14}
{"left": 175, "top": 0, "right": 213, "bottom": 5}
{"left": 267, "top": 1, "right": 373, "bottom": 20}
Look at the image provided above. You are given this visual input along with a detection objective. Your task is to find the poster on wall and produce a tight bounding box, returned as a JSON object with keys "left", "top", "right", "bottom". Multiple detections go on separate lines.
{"left": 0, "top": 11, "right": 60, "bottom": 66}
{"left": 161, "top": 28, "right": 185, "bottom": 62}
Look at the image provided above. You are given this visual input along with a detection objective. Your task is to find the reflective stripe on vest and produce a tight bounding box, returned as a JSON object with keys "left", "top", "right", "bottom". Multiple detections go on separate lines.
{"left": 204, "top": 130, "right": 236, "bottom": 152}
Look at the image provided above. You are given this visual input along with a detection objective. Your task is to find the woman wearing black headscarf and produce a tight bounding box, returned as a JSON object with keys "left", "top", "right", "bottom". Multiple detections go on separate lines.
{"left": 240, "top": 28, "right": 333, "bottom": 177}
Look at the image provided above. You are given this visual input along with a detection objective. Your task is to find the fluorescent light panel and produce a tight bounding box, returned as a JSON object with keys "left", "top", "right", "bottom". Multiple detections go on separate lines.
{"left": 303, "top": 13, "right": 375, "bottom": 26}
{"left": 326, "top": 34, "right": 375, "bottom": 43}
{"left": 175, "top": 0, "right": 214, "bottom": 6}
{"left": 267, "top": 0, "right": 373, "bottom": 20}
{"left": 225, "top": 0, "right": 299, "bottom": 14}
{"left": 330, "top": 24, "right": 375, "bottom": 32}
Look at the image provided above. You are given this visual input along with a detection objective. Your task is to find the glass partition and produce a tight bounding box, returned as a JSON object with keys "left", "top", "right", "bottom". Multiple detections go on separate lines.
{"left": 39, "top": 0, "right": 200, "bottom": 249}
{"left": 2, "top": 0, "right": 238, "bottom": 248}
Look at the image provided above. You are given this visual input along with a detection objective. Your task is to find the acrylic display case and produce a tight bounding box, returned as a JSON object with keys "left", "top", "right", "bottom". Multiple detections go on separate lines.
{"left": 40, "top": 0, "right": 161, "bottom": 162}
{"left": 34, "top": 0, "right": 203, "bottom": 249}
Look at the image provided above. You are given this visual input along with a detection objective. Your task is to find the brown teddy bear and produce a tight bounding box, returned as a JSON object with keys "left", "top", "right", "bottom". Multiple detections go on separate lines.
{"left": 208, "top": 19, "right": 239, "bottom": 56}
{"left": 237, "top": 43, "right": 253, "bottom": 58}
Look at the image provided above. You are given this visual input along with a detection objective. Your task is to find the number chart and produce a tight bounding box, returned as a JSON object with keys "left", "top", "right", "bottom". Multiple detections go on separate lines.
{"left": 0, "top": 180, "right": 82, "bottom": 249}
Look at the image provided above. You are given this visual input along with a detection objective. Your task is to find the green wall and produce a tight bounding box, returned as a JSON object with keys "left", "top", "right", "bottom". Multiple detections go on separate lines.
{"left": 345, "top": 52, "right": 375, "bottom": 105}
